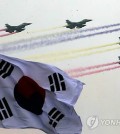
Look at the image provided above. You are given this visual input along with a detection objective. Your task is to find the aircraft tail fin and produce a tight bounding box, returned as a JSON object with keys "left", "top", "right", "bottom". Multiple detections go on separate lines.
{"left": 5, "top": 24, "right": 11, "bottom": 28}
{"left": 66, "top": 20, "right": 72, "bottom": 24}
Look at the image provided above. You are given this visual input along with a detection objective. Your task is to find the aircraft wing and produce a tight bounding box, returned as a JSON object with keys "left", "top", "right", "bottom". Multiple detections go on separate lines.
{"left": 76, "top": 24, "right": 86, "bottom": 28}
{"left": 66, "top": 25, "right": 75, "bottom": 29}
{"left": 15, "top": 28, "right": 25, "bottom": 32}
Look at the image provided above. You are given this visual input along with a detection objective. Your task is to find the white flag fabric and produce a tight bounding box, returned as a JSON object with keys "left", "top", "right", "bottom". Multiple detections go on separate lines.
{"left": 0, "top": 54, "right": 84, "bottom": 134}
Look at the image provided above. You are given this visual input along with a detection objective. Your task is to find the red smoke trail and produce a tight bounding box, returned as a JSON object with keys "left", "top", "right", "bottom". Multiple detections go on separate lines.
{"left": 0, "top": 32, "right": 16, "bottom": 37}
{"left": 67, "top": 61, "right": 119, "bottom": 73}
{"left": 0, "top": 29, "right": 6, "bottom": 32}
{"left": 69, "top": 65, "right": 120, "bottom": 78}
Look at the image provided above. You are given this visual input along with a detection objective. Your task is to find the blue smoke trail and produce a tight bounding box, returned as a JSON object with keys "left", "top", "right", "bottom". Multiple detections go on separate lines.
{"left": 1, "top": 27, "right": 120, "bottom": 53}
{"left": 79, "top": 23, "right": 120, "bottom": 33}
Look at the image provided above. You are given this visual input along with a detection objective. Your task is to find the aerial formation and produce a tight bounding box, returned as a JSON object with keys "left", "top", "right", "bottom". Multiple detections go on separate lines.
{"left": 4, "top": 19, "right": 92, "bottom": 33}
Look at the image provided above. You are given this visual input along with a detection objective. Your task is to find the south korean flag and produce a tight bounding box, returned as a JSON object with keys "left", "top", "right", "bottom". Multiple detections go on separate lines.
{"left": 0, "top": 54, "right": 84, "bottom": 134}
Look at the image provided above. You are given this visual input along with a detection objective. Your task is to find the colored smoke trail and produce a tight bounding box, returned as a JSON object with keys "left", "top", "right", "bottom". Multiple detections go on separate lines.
{"left": 26, "top": 46, "right": 120, "bottom": 62}
{"left": 0, "top": 29, "right": 5, "bottom": 32}
{"left": 31, "top": 25, "right": 64, "bottom": 33}
{"left": 1, "top": 27, "right": 120, "bottom": 53}
{"left": 69, "top": 65, "right": 120, "bottom": 78}
{"left": 26, "top": 42, "right": 119, "bottom": 60}
{"left": 66, "top": 61, "right": 119, "bottom": 73}
{"left": 79, "top": 23, "right": 120, "bottom": 33}
{"left": 0, "top": 32, "right": 16, "bottom": 37}
{"left": 27, "top": 23, "right": 120, "bottom": 34}
{"left": 79, "top": 28, "right": 120, "bottom": 38}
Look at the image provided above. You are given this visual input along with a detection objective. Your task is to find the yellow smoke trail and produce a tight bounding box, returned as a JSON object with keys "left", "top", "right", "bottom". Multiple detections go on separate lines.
{"left": 47, "top": 46, "right": 120, "bottom": 62}
{"left": 29, "top": 25, "right": 65, "bottom": 33}
{"left": 25, "top": 42, "right": 120, "bottom": 60}
{"left": 26, "top": 45, "right": 120, "bottom": 62}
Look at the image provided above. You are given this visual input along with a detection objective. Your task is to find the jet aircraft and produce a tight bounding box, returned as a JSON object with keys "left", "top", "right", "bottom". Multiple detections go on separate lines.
{"left": 118, "top": 56, "right": 120, "bottom": 64}
{"left": 65, "top": 19, "right": 92, "bottom": 29}
{"left": 5, "top": 23, "right": 32, "bottom": 33}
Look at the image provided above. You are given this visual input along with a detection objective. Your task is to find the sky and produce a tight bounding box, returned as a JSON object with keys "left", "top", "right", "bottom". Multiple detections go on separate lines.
{"left": 0, "top": 0, "right": 120, "bottom": 134}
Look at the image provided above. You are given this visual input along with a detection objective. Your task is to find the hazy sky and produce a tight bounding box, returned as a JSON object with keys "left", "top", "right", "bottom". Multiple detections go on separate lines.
{"left": 0, "top": 1, "right": 120, "bottom": 134}
{"left": 0, "top": 0, "right": 120, "bottom": 62}
{"left": 0, "top": 0, "right": 120, "bottom": 29}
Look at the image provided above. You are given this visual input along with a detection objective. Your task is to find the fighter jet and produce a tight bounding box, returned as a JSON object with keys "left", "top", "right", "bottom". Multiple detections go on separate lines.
{"left": 65, "top": 19, "right": 92, "bottom": 29}
{"left": 118, "top": 56, "right": 120, "bottom": 64}
{"left": 119, "top": 37, "right": 120, "bottom": 45}
{"left": 5, "top": 23, "right": 32, "bottom": 33}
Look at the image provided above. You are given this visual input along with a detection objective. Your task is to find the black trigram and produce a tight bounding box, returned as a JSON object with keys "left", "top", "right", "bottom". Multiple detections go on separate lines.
{"left": 0, "top": 97, "right": 13, "bottom": 120}
{"left": 48, "top": 107, "right": 64, "bottom": 128}
{"left": 48, "top": 73, "right": 66, "bottom": 92}
{"left": 0, "top": 59, "right": 14, "bottom": 79}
